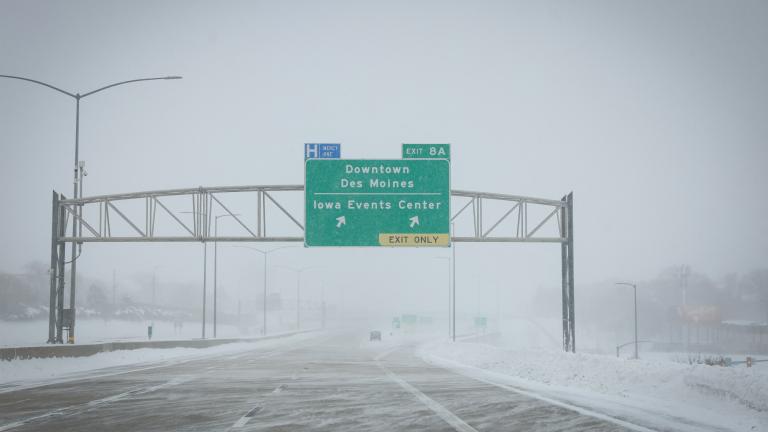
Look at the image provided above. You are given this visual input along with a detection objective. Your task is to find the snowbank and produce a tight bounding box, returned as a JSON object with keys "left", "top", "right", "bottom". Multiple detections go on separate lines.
{"left": 0, "top": 332, "right": 316, "bottom": 389}
{"left": 0, "top": 317, "right": 300, "bottom": 347}
{"left": 421, "top": 341, "right": 767, "bottom": 432}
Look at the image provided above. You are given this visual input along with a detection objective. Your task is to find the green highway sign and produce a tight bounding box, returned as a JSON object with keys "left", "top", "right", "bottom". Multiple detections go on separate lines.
{"left": 402, "top": 143, "right": 450, "bottom": 160}
{"left": 305, "top": 159, "right": 450, "bottom": 247}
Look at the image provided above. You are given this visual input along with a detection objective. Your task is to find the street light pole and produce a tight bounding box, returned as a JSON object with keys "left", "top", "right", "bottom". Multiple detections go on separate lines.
{"left": 434, "top": 256, "right": 451, "bottom": 339}
{"left": 274, "top": 266, "right": 320, "bottom": 331}
{"left": 452, "top": 222, "right": 456, "bottom": 342}
{"left": 230, "top": 245, "right": 298, "bottom": 335}
{"left": 203, "top": 242, "right": 207, "bottom": 339}
{"left": 1, "top": 74, "right": 182, "bottom": 344}
{"left": 616, "top": 282, "right": 639, "bottom": 359}
{"left": 213, "top": 214, "right": 241, "bottom": 338}
{"left": 180, "top": 210, "right": 208, "bottom": 339}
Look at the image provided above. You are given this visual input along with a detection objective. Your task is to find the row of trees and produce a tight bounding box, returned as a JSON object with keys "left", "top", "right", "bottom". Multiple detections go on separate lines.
{"left": 532, "top": 266, "right": 767, "bottom": 350}
{"left": 0, "top": 261, "right": 186, "bottom": 320}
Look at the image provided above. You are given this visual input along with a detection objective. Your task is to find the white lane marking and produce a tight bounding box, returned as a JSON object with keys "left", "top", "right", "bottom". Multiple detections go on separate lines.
{"left": 380, "top": 367, "right": 478, "bottom": 432}
{"left": 231, "top": 417, "right": 250, "bottom": 428}
{"left": 272, "top": 385, "right": 284, "bottom": 394}
{"left": 429, "top": 356, "right": 657, "bottom": 432}
{"left": 231, "top": 406, "right": 262, "bottom": 429}
{"left": 230, "top": 405, "right": 264, "bottom": 429}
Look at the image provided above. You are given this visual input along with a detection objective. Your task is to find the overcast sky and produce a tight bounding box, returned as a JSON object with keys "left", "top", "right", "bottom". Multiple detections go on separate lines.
{"left": 1, "top": 1, "right": 766, "bottom": 320}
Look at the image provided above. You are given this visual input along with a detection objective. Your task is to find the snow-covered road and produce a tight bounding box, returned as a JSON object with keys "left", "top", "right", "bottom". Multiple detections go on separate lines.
{"left": 0, "top": 330, "right": 650, "bottom": 432}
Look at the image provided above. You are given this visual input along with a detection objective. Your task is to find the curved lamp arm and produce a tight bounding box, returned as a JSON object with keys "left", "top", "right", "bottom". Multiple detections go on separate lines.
{"left": 0, "top": 74, "right": 76, "bottom": 98}
{"left": 81, "top": 76, "right": 182, "bottom": 98}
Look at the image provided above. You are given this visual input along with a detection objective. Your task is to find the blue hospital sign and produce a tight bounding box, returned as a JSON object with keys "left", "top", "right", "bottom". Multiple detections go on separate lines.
{"left": 305, "top": 143, "right": 341, "bottom": 159}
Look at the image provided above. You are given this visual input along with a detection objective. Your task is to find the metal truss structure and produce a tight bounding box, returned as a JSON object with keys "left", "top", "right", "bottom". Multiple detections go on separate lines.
{"left": 48, "top": 186, "right": 575, "bottom": 352}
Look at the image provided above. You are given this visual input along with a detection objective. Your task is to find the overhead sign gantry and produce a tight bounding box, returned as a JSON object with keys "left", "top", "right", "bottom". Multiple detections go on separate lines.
{"left": 46, "top": 143, "right": 575, "bottom": 353}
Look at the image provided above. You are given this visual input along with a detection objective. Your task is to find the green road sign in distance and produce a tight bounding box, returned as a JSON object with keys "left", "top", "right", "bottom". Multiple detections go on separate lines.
{"left": 402, "top": 144, "right": 450, "bottom": 160}
{"left": 305, "top": 159, "right": 450, "bottom": 247}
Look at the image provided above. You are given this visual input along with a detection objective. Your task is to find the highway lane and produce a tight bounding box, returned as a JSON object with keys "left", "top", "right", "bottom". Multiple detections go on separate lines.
{"left": 0, "top": 332, "right": 636, "bottom": 431}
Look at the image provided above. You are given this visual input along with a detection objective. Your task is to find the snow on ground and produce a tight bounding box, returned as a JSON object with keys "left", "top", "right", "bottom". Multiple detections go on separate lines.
{"left": 0, "top": 315, "right": 306, "bottom": 347}
{"left": 0, "top": 331, "right": 317, "bottom": 388}
{"left": 420, "top": 341, "right": 768, "bottom": 432}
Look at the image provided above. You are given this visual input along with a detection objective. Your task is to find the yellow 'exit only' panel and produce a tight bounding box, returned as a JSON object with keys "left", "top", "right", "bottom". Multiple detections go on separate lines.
{"left": 378, "top": 233, "right": 450, "bottom": 247}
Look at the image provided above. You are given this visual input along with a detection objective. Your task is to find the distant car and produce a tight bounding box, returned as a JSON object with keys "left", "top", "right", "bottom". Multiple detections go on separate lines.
{"left": 369, "top": 330, "right": 381, "bottom": 341}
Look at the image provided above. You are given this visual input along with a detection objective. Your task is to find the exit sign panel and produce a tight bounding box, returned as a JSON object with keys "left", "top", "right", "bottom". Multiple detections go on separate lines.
{"left": 402, "top": 144, "right": 450, "bottom": 160}
{"left": 305, "top": 159, "right": 450, "bottom": 247}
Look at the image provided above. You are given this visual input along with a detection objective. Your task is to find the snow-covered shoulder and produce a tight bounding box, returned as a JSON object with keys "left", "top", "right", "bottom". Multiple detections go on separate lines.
{"left": 419, "top": 341, "right": 767, "bottom": 432}
{"left": 0, "top": 332, "right": 316, "bottom": 390}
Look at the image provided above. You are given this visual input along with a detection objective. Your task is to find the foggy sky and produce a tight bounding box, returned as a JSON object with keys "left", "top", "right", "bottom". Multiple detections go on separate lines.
{"left": 1, "top": 1, "right": 767, "bottom": 319}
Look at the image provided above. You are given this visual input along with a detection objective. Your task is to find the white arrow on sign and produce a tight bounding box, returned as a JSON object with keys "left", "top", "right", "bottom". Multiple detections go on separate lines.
{"left": 409, "top": 216, "right": 419, "bottom": 228}
{"left": 336, "top": 216, "right": 346, "bottom": 228}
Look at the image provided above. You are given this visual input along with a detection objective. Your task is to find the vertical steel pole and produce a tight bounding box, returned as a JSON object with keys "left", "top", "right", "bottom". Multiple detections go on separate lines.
{"left": 202, "top": 242, "right": 207, "bottom": 339}
{"left": 452, "top": 222, "right": 456, "bottom": 342}
{"left": 321, "top": 283, "right": 326, "bottom": 330}
{"left": 68, "top": 97, "right": 80, "bottom": 344}
{"left": 448, "top": 258, "right": 451, "bottom": 339}
{"left": 214, "top": 220, "right": 218, "bottom": 338}
{"left": 296, "top": 274, "right": 300, "bottom": 330}
{"left": 567, "top": 192, "right": 575, "bottom": 352}
{"left": 561, "top": 195, "right": 569, "bottom": 352}
{"left": 56, "top": 202, "right": 67, "bottom": 343}
{"left": 48, "top": 192, "right": 59, "bottom": 343}
{"left": 263, "top": 253, "right": 267, "bottom": 335}
{"left": 633, "top": 284, "right": 638, "bottom": 359}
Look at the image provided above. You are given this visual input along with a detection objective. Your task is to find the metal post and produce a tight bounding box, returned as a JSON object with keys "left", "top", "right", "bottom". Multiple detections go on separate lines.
{"left": 451, "top": 222, "right": 456, "bottom": 342}
{"left": 561, "top": 195, "right": 569, "bottom": 352}
{"left": 56, "top": 202, "right": 67, "bottom": 343}
{"left": 152, "top": 271, "right": 156, "bottom": 307}
{"left": 633, "top": 284, "right": 638, "bottom": 359}
{"left": 263, "top": 253, "right": 267, "bottom": 335}
{"left": 202, "top": 242, "right": 207, "bottom": 339}
{"left": 214, "top": 220, "right": 218, "bottom": 338}
{"left": 48, "top": 192, "right": 59, "bottom": 343}
{"left": 68, "top": 97, "right": 80, "bottom": 344}
{"left": 567, "top": 192, "right": 575, "bottom": 352}
{"left": 448, "top": 258, "right": 451, "bottom": 338}
{"left": 296, "top": 273, "right": 300, "bottom": 330}
{"left": 321, "top": 283, "right": 326, "bottom": 330}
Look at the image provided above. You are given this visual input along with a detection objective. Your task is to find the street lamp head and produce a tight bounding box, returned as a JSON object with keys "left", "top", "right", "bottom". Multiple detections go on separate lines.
{"left": 164, "top": 76, "right": 183, "bottom": 80}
